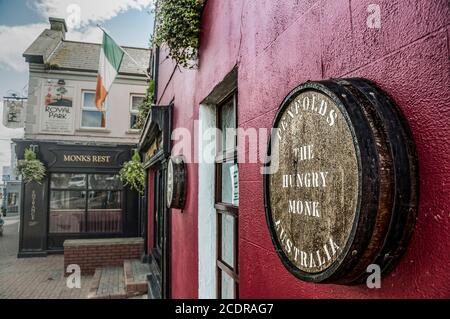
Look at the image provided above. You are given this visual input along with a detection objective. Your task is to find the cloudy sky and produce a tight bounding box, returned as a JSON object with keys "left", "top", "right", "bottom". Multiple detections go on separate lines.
{"left": 0, "top": 0, "right": 155, "bottom": 170}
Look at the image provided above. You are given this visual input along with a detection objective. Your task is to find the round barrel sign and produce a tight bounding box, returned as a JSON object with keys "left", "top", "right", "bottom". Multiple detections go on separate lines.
{"left": 264, "top": 78, "right": 418, "bottom": 284}
{"left": 167, "top": 155, "right": 187, "bottom": 209}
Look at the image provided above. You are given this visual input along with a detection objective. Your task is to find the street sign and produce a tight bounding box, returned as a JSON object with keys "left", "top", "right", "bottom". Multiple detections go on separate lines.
{"left": 2, "top": 97, "right": 26, "bottom": 128}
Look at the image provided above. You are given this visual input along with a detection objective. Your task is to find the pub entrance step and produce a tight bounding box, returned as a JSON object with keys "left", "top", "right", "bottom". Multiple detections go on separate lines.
{"left": 88, "top": 259, "right": 150, "bottom": 299}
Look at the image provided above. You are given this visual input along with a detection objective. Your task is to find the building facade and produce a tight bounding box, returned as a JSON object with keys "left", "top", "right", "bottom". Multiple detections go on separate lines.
{"left": 140, "top": 0, "right": 450, "bottom": 298}
{"left": 2, "top": 166, "right": 21, "bottom": 216}
{"left": 1, "top": 143, "right": 22, "bottom": 216}
{"left": 16, "top": 18, "right": 150, "bottom": 257}
{"left": 1, "top": 166, "right": 12, "bottom": 214}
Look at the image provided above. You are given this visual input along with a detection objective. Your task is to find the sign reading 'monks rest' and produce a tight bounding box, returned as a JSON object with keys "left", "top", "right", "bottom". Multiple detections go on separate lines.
{"left": 264, "top": 78, "right": 418, "bottom": 284}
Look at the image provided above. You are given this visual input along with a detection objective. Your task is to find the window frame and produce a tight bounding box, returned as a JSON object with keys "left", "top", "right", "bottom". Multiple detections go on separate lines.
{"left": 129, "top": 93, "right": 145, "bottom": 130}
{"left": 215, "top": 91, "right": 239, "bottom": 299}
{"left": 152, "top": 167, "right": 165, "bottom": 269}
{"left": 48, "top": 173, "right": 124, "bottom": 234}
{"left": 80, "top": 90, "right": 108, "bottom": 129}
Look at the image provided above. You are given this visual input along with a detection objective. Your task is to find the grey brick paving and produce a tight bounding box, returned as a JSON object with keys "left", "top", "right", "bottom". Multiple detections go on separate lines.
{"left": 0, "top": 217, "right": 93, "bottom": 299}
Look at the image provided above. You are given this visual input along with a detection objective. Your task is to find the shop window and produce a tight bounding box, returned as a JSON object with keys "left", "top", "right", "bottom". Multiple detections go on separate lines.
{"left": 151, "top": 165, "right": 167, "bottom": 273}
{"left": 7, "top": 193, "right": 17, "bottom": 206}
{"left": 49, "top": 173, "right": 122, "bottom": 234}
{"left": 215, "top": 91, "right": 239, "bottom": 299}
{"left": 81, "top": 91, "right": 106, "bottom": 128}
{"left": 130, "top": 94, "right": 145, "bottom": 129}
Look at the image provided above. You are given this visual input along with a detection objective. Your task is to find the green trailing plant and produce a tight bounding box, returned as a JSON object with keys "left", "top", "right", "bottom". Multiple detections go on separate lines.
{"left": 16, "top": 148, "right": 46, "bottom": 183}
{"left": 119, "top": 150, "right": 145, "bottom": 195}
{"left": 134, "top": 80, "right": 155, "bottom": 130}
{"left": 154, "top": 0, "right": 204, "bottom": 68}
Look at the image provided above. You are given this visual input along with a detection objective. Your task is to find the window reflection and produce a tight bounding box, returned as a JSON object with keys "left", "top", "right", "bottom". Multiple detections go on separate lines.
{"left": 50, "top": 191, "right": 86, "bottom": 210}
{"left": 49, "top": 173, "right": 123, "bottom": 234}
{"left": 51, "top": 173, "right": 86, "bottom": 189}
{"left": 220, "top": 97, "right": 236, "bottom": 152}
{"left": 88, "top": 191, "right": 121, "bottom": 209}
{"left": 89, "top": 174, "right": 122, "bottom": 190}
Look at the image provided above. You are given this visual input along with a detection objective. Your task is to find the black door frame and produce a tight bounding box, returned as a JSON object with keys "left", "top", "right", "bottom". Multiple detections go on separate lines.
{"left": 139, "top": 172, "right": 149, "bottom": 260}
{"left": 150, "top": 160, "right": 171, "bottom": 299}
{"left": 138, "top": 103, "right": 173, "bottom": 299}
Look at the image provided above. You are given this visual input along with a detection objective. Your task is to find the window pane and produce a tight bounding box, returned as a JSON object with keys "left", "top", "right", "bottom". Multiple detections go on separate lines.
{"left": 221, "top": 162, "right": 239, "bottom": 205}
{"left": 221, "top": 214, "right": 235, "bottom": 267}
{"left": 156, "top": 170, "right": 165, "bottom": 249}
{"left": 48, "top": 174, "right": 124, "bottom": 234}
{"left": 8, "top": 193, "right": 17, "bottom": 205}
{"left": 50, "top": 190, "right": 86, "bottom": 210}
{"left": 51, "top": 173, "right": 86, "bottom": 189}
{"left": 49, "top": 210, "right": 85, "bottom": 233}
{"left": 130, "top": 113, "right": 138, "bottom": 129}
{"left": 88, "top": 191, "right": 122, "bottom": 209}
{"left": 221, "top": 271, "right": 235, "bottom": 299}
{"left": 220, "top": 96, "right": 236, "bottom": 152}
{"left": 88, "top": 174, "right": 122, "bottom": 190}
{"left": 49, "top": 190, "right": 85, "bottom": 233}
{"left": 82, "top": 110, "right": 104, "bottom": 128}
{"left": 131, "top": 96, "right": 144, "bottom": 111}
{"left": 87, "top": 210, "right": 122, "bottom": 233}
{"left": 83, "top": 92, "right": 96, "bottom": 107}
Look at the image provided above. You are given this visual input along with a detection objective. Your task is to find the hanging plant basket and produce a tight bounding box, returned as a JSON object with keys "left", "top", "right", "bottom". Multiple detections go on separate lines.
{"left": 154, "top": 0, "right": 204, "bottom": 68}
{"left": 16, "top": 148, "right": 46, "bottom": 183}
{"left": 120, "top": 150, "right": 145, "bottom": 195}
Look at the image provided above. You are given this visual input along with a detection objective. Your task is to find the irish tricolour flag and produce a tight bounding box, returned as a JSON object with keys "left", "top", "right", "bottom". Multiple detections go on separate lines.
{"left": 95, "top": 31, "right": 125, "bottom": 109}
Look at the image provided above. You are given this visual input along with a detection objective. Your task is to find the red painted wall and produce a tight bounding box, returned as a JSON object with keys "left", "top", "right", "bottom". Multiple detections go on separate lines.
{"left": 156, "top": 48, "right": 202, "bottom": 298}
{"left": 154, "top": 0, "right": 450, "bottom": 298}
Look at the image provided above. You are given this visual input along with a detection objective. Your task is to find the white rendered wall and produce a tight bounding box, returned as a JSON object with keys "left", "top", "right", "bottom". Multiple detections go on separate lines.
{"left": 24, "top": 65, "right": 146, "bottom": 145}
{"left": 198, "top": 104, "right": 217, "bottom": 299}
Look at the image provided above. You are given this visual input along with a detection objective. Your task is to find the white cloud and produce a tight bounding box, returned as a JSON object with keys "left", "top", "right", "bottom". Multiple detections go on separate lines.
{"left": 66, "top": 26, "right": 103, "bottom": 43}
{"left": 0, "top": 0, "right": 154, "bottom": 72}
{"left": 32, "top": 0, "right": 155, "bottom": 29}
{"left": 0, "top": 23, "right": 47, "bottom": 72}
{"left": 0, "top": 102, "right": 24, "bottom": 170}
{"left": 0, "top": 23, "right": 104, "bottom": 72}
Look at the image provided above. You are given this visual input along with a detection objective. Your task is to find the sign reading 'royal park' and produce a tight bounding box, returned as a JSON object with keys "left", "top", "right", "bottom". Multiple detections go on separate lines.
{"left": 264, "top": 79, "right": 418, "bottom": 284}
{"left": 40, "top": 83, "right": 74, "bottom": 134}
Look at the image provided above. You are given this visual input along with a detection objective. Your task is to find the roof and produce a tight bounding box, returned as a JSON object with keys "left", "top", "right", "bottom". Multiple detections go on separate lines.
{"left": 23, "top": 29, "right": 63, "bottom": 63}
{"left": 47, "top": 40, "right": 150, "bottom": 75}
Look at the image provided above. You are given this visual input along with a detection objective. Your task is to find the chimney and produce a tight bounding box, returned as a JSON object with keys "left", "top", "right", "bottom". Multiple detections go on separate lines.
{"left": 49, "top": 17, "right": 67, "bottom": 39}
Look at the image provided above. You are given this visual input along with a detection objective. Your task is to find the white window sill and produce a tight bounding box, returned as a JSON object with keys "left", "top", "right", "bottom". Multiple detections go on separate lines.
{"left": 126, "top": 129, "right": 141, "bottom": 134}
{"left": 76, "top": 128, "right": 111, "bottom": 133}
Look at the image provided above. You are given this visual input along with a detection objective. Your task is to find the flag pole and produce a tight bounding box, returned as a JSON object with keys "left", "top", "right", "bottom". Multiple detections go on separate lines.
{"left": 97, "top": 24, "right": 151, "bottom": 80}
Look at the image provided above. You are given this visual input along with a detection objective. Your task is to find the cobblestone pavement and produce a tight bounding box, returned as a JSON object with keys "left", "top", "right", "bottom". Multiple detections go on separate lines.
{"left": 0, "top": 216, "right": 93, "bottom": 299}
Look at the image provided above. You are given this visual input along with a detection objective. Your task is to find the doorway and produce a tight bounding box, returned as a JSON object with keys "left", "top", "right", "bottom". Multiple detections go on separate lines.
{"left": 148, "top": 163, "right": 171, "bottom": 299}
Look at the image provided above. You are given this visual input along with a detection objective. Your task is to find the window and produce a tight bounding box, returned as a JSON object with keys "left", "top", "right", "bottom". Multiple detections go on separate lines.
{"left": 81, "top": 91, "right": 106, "bottom": 128}
{"left": 130, "top": 94, "right": 145, "bottom": 129}
{"left": 153, "top": 168, "right": 166, "bottom": 268}
{"left": 49, "top": 173, "right": 122, "bottom": 234}
{"left": 7, "top": 193, "right": 17, "bottom": 207}
{"left": 215, "top": 92, "right": 239, "bottom": 299}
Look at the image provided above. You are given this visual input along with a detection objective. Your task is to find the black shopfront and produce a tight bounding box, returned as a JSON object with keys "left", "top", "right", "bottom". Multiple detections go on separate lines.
{"left": 138, "top": 103, "right": 172, "bottom": 299}
{"left": 15, "top": 140, "right": 139, "bottom": 257}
